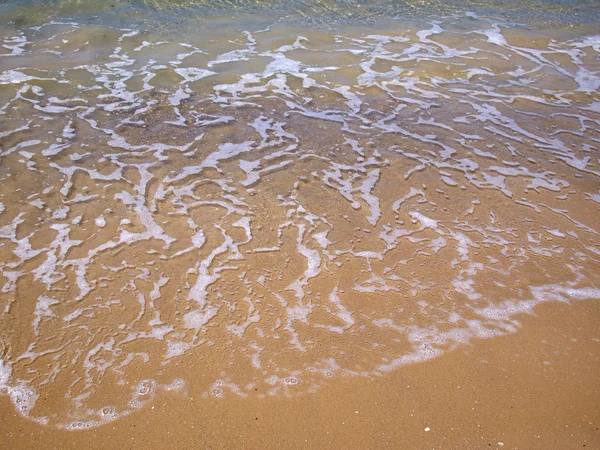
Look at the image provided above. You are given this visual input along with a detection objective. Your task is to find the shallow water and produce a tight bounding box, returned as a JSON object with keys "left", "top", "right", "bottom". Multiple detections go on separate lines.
{"left": 0, "top": 1, "right": 599, "bottom": 430}
{"left": 2, "top": 0, "right": 600, "bottom": 28}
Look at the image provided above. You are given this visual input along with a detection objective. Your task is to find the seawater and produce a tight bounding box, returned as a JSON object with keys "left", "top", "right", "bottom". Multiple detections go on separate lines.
{"left": 0, "top": 0, "right": 599, "bottom": 429}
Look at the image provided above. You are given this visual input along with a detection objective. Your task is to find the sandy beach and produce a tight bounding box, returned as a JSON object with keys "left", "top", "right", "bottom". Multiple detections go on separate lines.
{"left": 0, "top": 1, "right": 599, "bottom": 448}
{"left": 1, "top": 299, "right": 599, "bottom": 448}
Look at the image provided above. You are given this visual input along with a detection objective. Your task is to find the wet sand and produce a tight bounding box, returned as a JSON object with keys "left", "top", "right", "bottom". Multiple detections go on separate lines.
{"left": 0, "top": 299, "right": 599, "bottom": 449}
{"left": 1, "top": 6, "right": 600, "bottom": 448}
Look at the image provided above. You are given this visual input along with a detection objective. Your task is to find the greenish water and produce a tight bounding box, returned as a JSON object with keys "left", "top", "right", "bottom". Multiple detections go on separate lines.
{"left": 2, "top": 0, "right": 600, "bottom": 28}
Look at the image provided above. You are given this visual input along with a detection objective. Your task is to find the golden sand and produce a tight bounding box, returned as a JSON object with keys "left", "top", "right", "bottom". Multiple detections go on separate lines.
{"left": 0, "top": 14, "right": 599, "bottom": 447}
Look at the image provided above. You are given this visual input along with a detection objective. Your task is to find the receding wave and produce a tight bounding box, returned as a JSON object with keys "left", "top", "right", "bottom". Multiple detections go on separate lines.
{"left": 0, "top": 14, "right": 599, "bottom": 428}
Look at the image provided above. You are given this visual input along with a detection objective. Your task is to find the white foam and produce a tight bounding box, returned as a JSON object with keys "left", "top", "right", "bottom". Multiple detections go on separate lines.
{"left": 95, "top": 216, "right": 106, "bottom": 228}
{"left": 174, "top": 68, "right": 216, "bottom": 83}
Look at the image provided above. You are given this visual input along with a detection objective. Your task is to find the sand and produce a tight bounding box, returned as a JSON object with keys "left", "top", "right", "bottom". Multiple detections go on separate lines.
{"left": 1, "top": 9, "right": 600, "bottom": 449}
{"left": 0, "top": 299, "right": 598, "bottom": 449}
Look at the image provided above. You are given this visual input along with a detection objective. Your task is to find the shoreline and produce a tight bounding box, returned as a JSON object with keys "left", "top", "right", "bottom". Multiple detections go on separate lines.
{"left": 1, "top": 6, "right": 599, "bottom": 443}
